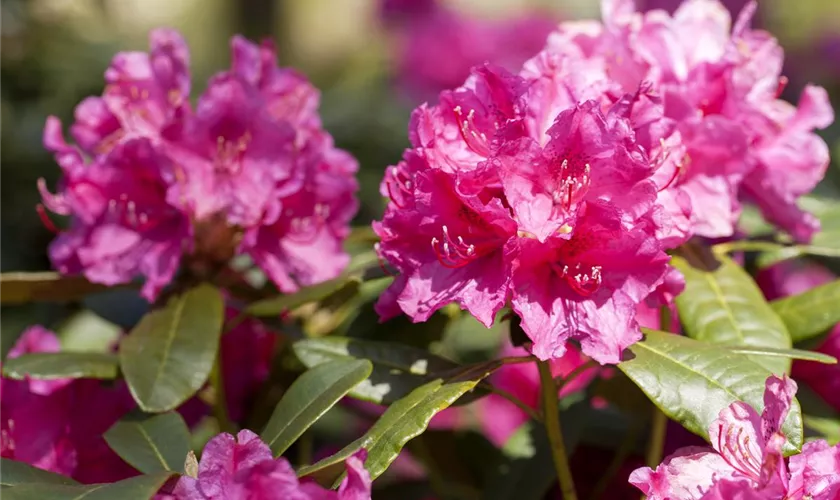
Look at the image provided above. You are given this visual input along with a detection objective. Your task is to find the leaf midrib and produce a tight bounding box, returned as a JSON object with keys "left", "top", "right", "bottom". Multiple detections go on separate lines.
{"left": 145, "top": 296, "right": 187, "bottom": 401}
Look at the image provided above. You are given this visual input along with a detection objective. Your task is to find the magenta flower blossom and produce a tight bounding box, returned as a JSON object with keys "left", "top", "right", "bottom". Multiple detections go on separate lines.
{"left": 40, "top": 133, "right": 191, "bottom": 301}
{"left": 170, "top": 430, "right": 371, "bottom": 500}
{"left": 375, "top": 62, "right": 677, "bottom": 363}
{"left": 2, "top": 327, "right": 138, "bottom": 484}
{"left": 41, "top": 31, "right": 358, "bottom": 300}
{"left": 629, "top": 375, "right": 840, "bottom": 499}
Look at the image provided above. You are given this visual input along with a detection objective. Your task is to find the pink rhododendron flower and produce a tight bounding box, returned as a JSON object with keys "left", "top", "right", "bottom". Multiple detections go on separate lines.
{"left": 1, "top": 327, "right": 138, "bottom": 483}
{"left": 758, "top": 261, "right": 840, "bottom": 414}
{"left": 480, "top": 342, "right": 599, "bottom": 446}
{"left": 40, "top": 31, "right": 358, "bottom": 300}
{"left": 629, "top": 375, "right": 840, "bottom": 499}
{"left": 375, "top": 62, "right": 677, "bottom": 364}
{"left": 170, "top": 430, "right": 371, "bottom": 499}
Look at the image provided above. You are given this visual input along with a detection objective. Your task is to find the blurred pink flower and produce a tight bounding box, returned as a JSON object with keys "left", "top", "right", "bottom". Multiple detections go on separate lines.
{"left": 171, "top": 430, "right": 371, "bottom": 500}
{"left": 41, "top": 31, "right": 358, "bottom": 300}
{"left": 381, "top": 0, "right": 558, "bottom": 100}
{"left": 630, "top": 375, "right": 840, "bottom": 499}
{"left": 758, "top": 261, "right": 840, "bottom": 414}
{"left": 1, "top": 327, "right": 137, "bottom": 484}
{"left": 480, "top": 343, "right": 598, "bottom": 446}
{"left": 220, "top": 310, "right": 277, "bottom": 423}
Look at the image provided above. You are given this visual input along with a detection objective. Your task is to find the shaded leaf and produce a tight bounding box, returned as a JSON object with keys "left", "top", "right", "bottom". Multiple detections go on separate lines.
{"left": 771, "top": 279, "right": 840, "bottom": 343}
{"left": 2, "top": 353, "right": 118, "bottom": 380}
{"left": 293, "top": 337, "right": 463, "bottom": 405}
{"left": 3, "top": 472, "right": 173, "bottom": 500}
{"left": 0, "top": 459, "right": 78, "bottom": 487}
{"left": 618, "top": 329, "right": 803, "bottom": 455}
{"left": 119, "top": 284, "right": 224, "bottom": 412}
{"left": 673, "top": 255, "right": 792, "bottom": 373}
{"left": 246, "top": 252, "right": 379, "bottom": 317}
{"left": 299, "top": 376, "right": 484, "bottom": 485}
{"left": 104, "top": 412, "right": 190, "bottom": 474}
{"left": 0, "top": 272, "right": 113, "bottom": 305}
{"left": 262, "top": 359, "right": 372, "bottom": 457}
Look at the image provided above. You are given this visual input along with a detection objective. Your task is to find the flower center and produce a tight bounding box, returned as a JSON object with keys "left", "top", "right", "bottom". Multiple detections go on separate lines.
{"left": 431, "top": 225, "right": 479, "bottom": 268}
{"left": 107, "top": 193, "right": 164, "bottom": 231}
{"left": 214, "top": 132, "right": 251, "bottom": 174}
{"left": 557, "top": 262, "right": 602, "bottom": 297}
{"left": 552, "top": 159, "right": 591, "bottom": 212}
{"left": 453, "top": 105, "right": 495, "bottom": 157}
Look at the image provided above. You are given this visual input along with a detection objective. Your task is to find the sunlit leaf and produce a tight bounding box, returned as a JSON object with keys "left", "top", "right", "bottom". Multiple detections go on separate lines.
{"left": 618, "top": 329, "right": 803, "bottom": 455}
{"left": 3, "top": 352, "right": 118, "bottom": 380}
{"left": 771, "top": 279, "right": 840, "bottom": 342}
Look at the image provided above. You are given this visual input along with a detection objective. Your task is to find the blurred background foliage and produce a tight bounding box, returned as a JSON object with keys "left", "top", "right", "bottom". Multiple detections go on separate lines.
{"left": 2, "top": 0, "right": 839, "bottom": 379}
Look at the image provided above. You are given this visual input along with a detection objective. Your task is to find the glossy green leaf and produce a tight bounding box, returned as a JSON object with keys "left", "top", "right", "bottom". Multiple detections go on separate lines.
{"left": 3, "top": 472, "right": 173, "bottom": 500}
{"left": 771, "top": 279, "right": 840, "bottom": 342}
{"left": 262, "top": 359, "right": 372, "bottom": 457}
{"left": 727, "top": 346, "right": 837, "bottom": 364}
{"left": 293, "top": 337, "right": 464, "bottom": 404}
{"left": 246, "top": 252, "right": 379, "bottom": 317}
{"left": 618, "top": 329, "right": 803, "bottom": 455}
{"left": 0, "top": 272, "right": 112, "bottom": 305}
{"left": 104, "top": 412, "right": 190, "bottom": 474}
{"left": 119, "top": 284, "right": 224, "bottom": 412}
{"left": 0, "top": 459, "right": 78, "bottom": 487}
{"left": 2, "top": 353, "right": 118, "bottom": 380}
{"left": 299, "top": 376, "right": 484, "bottom": 484}
{"left": 673, "top": 255, "right": 792, "bottom": 373}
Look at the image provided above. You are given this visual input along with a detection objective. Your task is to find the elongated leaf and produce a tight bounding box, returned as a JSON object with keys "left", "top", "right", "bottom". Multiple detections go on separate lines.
{"left": 0, "top": 459, "right": 78, "bottom": 486}
{"left": 119, "top": 284, "right": 224, "bottom": 412}
{"left": 727, "top": 346, "right": 837, "bottom": 364}
{"left": 0, "top": 272, "right": 113, "bottom": 305}
{"left": 3, "top": 472, "right": 173, "bottom": 500}
{"left": 618, "top": 329, "right": 803, "bottom": 455}
{"left": 771, "top": 279, "right": 840, "bottom": 342}
{"left": 804, "top": 415, "right": 840, "bottom": 445}
{"left": 293, "top": 337, "right": 463, "bottom": 405}
{"left": 104, "top": 412, "right": 190, "bottom": 474}
{"left": 673, "top": 255, "right": 792, "bottom": 373}
{"left": 299, "top": 376, "right": 484, "bottom": 485}
{"left": 3, "top": 353, "right": 118, "bottom": 380}
{"left": 262, "top": 359, "right": 372, "bottom": 457}
{"left": 247, "top": 252, "right": 379, "bottom": 317}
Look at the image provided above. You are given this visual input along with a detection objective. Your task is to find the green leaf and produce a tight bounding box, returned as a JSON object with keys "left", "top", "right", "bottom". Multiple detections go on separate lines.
{"left": 246, "top": 252, "right": 380, "bottom": 317}
{"left": 0, "top": 272, "right": 113, "bottom": 305}
{"left": 673, "top": 255, "right": 792, "bottom": 373}
{"left": 771, "top": 279, "right": 840, "bottom": 342}
{"left": 262, "top": 359, "right": 372, "bottom": 457}
{"left": 56, "top": 310, "right": 122, "bottom": 353}
{"left": 3, "top": 472, "right": 173, "bottom": 500}
{"left": 2, "top": 353, "right": 118, "bottom": 380}
{"left": 727, "top": 346, "right": 836, "bottom": 365}
{"left": 618, "top": 329, "right": 803, "bottom": 455}
{"left": 293, "top": 337, "right": 464, "bottom": 405}
{"left": 804, "top": 415, "right": 840, "bottom": 445}
{"left": 299, "top": 376, "right": 484, "bottom": 485}
{"left": 119, "top": 284, "right": 224, "bottom": 412}
{"left": 104, "top": 412, "right": 191, "bottom": 474}
{"left": 0, "top": 459, "right": 78, "bottom": 487}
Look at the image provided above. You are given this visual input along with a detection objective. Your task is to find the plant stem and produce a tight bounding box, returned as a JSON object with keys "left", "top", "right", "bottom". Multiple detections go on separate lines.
{"left": 645, "top": 305, "right": 671, "bottom": 469}
{"left": 646, "top": 408, "right": 667, "bottom": 468}
{"left": 479, "top": 382, "right": 543, "bottom": 422}
{"left": 538, "top": 359, "right": 578, "bottom": 500}
{"left": 500, "top": 355, "right": 538, "bottom": 365}
{"left": 210, "top": 353, "right": 236, "bottom": 434}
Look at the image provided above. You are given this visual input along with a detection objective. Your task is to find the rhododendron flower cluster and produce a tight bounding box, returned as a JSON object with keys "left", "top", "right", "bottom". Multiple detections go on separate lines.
{"left": 40, "top": 29, "right": 358, "bottom": 301}
{"left": 630, "top": 375, "right": 840, "bottom": 499}
{"left": 373, "top": 0, "right": 834, "bottom": 364}
{"left": 166, "top": 430, "right": 370, "bottom": 500}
